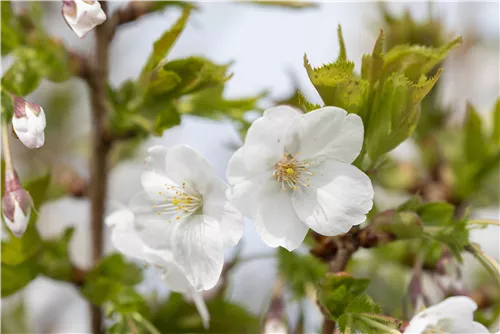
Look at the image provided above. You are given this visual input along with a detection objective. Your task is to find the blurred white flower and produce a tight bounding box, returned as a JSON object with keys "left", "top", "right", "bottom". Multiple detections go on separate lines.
{"left": 132, "top": 144, "right": 244, "bottom": 291}
{"left": 2, "top": 170, "right": 32, "bottom": 238}
{"left": 62, "top": 0, "right": 106, "bottom": 38}
{"left": 227, "top": 106, "right": 373, "bottom": 251}
{"left": 12, "top": 96, "right": 46, "bottom": 149}
{"left": 404, "top": 296, "right": 488, "bottom": 333}
{"left": 105, "top": 208, "right": 210, "bottom": 329}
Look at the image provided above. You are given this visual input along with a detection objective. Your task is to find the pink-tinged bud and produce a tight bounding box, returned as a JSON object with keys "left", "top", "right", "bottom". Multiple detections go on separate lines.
{"left": 62, "top": 0, "right": 106, "bottom": 39}
{"left": 11, "top": 96, "right": 46, "bottom": 149}
{"left": 2, "top": 170, "right": 32, "bottom": 238}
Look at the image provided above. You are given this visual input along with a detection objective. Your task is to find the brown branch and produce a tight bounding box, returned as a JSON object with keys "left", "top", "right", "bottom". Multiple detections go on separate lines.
{"left": 262, "top": 279, "right": 287, "bottom": 334}
{"left": 105, "top": 1, "right": 171, "bottom": 41}
{"left": 85, "top": 2, "right": 113, "bottom": 333}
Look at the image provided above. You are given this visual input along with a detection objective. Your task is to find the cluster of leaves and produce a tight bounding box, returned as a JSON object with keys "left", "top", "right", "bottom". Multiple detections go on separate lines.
{"left": 108, "top": 6, "right": 264, "bottom": 141}
{"left": 317, "top": 273, "right": 403, "bottom": 333}
{"left": 1, "top": 2, "right": 72, "bottom": 98}
{"left": 294, "top": 25, "right": 461, "bottom": 168}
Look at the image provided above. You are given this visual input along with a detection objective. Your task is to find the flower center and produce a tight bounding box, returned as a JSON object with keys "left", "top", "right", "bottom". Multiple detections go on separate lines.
{"left": 273, "top": 152, "right": 313, "bottom": 191}
{"left": 153, "top": 182, "right": 202, "bottom": 222}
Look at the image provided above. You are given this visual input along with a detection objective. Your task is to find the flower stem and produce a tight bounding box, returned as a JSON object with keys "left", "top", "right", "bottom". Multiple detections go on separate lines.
{"left": 1, "top": 121, "right": 13, "bottom": 171}
{"left": 466, "top": 243, "right": 500, "bottom": 286}
{"left": 467, "top": 219, "right": 500, "bottom": 227}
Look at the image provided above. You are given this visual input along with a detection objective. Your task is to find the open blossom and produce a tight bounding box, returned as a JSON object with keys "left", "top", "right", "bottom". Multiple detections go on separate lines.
{"left": 12, "top": 96, "right": 46, "bottom": 149}
{"left": 404, "top": 296, "right": 488, "bottom": 333}
{"left": 131, "top": 144, "right": 244, "bottom": 291}
{"left": 226, "top": 106, "right": 373, "bottom": 251}
{"left": 2, "top": 170, "right": 32, "bottom": 238}
{"left": 105, "top": 208, "right": 209, "bottom": 328}
{"left": 62, "top": 0, "right": 106, "bottom": 38}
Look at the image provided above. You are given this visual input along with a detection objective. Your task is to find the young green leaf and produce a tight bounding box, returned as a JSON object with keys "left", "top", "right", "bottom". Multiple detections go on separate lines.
{"left": 1, "top": 257, "right": 39, "bottom": 297}
{"left": 277, "top": 248, "right": 328, "bottom": 299}
{"left": 464, "top": 103, "right": 489, "bottom": 163}
{"left": 317, "top": 273, "right": 370, "bottom": 320}
{"left": 152, "top": 293, "right": 260, "bottom": 333}
{"left": 141, "top": 6, "right": 192, "bottom": 77}
{"left": 38, "top": 227, "right": 75, "bottom": 281}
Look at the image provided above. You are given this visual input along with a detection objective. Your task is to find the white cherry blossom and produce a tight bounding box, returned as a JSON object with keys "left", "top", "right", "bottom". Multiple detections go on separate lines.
{"left": 62, "top": 0, "right": 106, "bottom": 38}
{"left": 404, "top": 296, "right": 488, "bottom": 333}
{"left": 105, "top": 208, "right": 210, "bottom": 328}
{"left": 226, "top": 106, "right": 373, "bottom": 251}
{"left": 12, "top": 96, "right": 46, "bottom": 149}
{"left": 132, "top": 144, "right": 244, "bottom": 291}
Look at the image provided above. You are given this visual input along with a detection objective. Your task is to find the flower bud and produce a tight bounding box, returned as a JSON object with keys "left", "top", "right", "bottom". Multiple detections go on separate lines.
{"left": 2, "top": 170, "right": 32, "bottom": 238}
{"left": 62, "top": 0, "right": 106, "bottom": 38}
{"left": 11, "top": 96, "right": 46, "bottom": 149}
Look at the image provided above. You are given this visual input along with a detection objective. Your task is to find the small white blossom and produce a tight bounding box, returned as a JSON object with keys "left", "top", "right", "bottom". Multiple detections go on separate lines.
{"left": 12, "top": 96, "right": 46, "bottom": 149}
{"left": 404, "top": 296, "right": 488, "bottom": 333}
{"left": 105, "top": 208, "right": 210, "bottom": 329}
{"left": 131, "top": 144, "right": 244, "bottom": 291}
{"left": 226, "top": 106, "right": 373, "bottom": 251}
{"left": 2, "top": 170, "right": 32, "bottom": 238}
{"left": 62, "top": 0, "right": 106, "bottom": 38}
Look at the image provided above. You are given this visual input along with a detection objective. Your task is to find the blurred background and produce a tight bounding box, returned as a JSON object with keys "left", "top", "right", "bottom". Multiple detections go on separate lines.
{"left": 2, "top": 1, "right": 499, "bottom": 333}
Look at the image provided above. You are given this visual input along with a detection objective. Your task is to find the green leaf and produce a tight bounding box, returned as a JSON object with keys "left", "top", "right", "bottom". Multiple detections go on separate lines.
{"left": 417, "top": 202, "right": 454, "bottom": 226}
{"left": 464, "top": 104, "right": 489, "bottom": 162}
{"left": 86, "top": 253, "right": 143, "bottom": 286}
{"left": 29, "top": 38, "right": 71, "bottom": 82}
{"left": 365, "top": 70, "right": 442, "bottom": 161}
{"left": 178, "top": 84, "right": 265, "bottom": 136}
{"left": 153, "top": 293, "right": 260, "bottom": 333}
{"left": 317, "top": 273, "right": 370, "bottom": 320}
{"left": 147, "top": 68, "right": 182, "bottom": 96}
{"left": 336, "top": 25, "right": 347, "bottom": 62}
{"left": 493, "top": 98, "right": 500, "bottom": 146}
{"left": 1, "top": 56, "right": 41, "bottom": 96}
{"left": 1, "top": 174, "right": 50, "bottom": 266}
{"left": 161, "top": 56, "right": 232, "bottom": 97}
{"left": 1, "top": 23, "right": 20, "bottom": 56}
{"left": 152, "top": 99, "right": 181, "bottom": 135}
{"left": 382, "top": 37, "right": 462, "bottom": 81}
{"left": 1, "top": 257, "right": 39, "bottom": 297}
{"left": 277, "top": 248, "right": 328, "bottom": 298}
{"left": 1, "top": 88, "right": 14, "bottom": 122}
{"left": 141, "top": 7, "right": 192, "bottom": 76}
{"left": 304, "top": 54, "right": 368, "bottom": 114}
{"left": 82, "top": 277, "right": 125, "bottom": 306}
{"left": 344, "top": 294, "right": 381, "bottom": 315}
{"left": 387, "top": 211, "right": 423, "bottom": 239}
{"left": 38, "top": 227, "right": 74, "bottom": 281}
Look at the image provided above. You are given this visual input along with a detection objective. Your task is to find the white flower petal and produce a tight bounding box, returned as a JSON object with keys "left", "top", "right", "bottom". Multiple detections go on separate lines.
{"left": 254, "top": 182, "right": 309, "bottom": 251}
{"left": 226, "top": 147, "right": 272, "bottom": 218}
{"left": 12, "top": 107, "right": 46, "bottom": 149}
{"left": 243, "top": 106, "right": 301, "bottom": 172}
{"left": 404, "top": 297, "right": 487, "bottom": 334}
{"left": 284, "top": 106, "right": 363, "bottom": 163}
{"left": 291, "top": 160, "right": 373, "bottom": 236}
{"left": 141, "top": 171, "right": 176, "bottom": 202}
{"left": 163, "top": 145, "right": 218, "bottom": 195}
{"left": 171, "top": 215, "right": 224, "bottom": 291}
{"left": 203, "top": 179, "right": 244, "bottom": 248}
{"left": 105, "top": 209, "right": 147, "bottom": 260}
{"left": 63, "top": 0, "right": 106, "bottom": 38}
